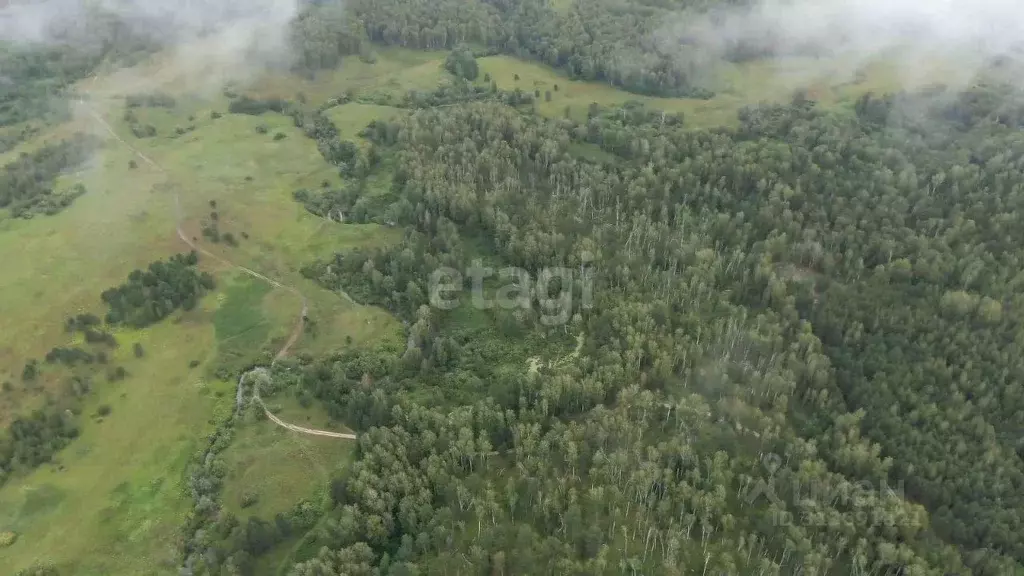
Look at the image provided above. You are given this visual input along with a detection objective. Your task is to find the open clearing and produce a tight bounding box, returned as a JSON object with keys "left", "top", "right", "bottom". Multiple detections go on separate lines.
{"left": 0, "top": 307, "right": 232, "bottom": 575}
{"left": 220, "top": 415, "right": 354, "bottom": 521}
{"left": 478, "top": 53, "right": 948, "bottom": 127}
{"left": 0, "top": 51, "right": 414, "bottom": 573}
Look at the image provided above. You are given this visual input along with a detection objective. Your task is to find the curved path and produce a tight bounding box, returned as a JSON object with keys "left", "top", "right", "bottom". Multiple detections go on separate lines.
{"left": 80, "top": 97, "right": 354, "bottom": 441}
{"left": 242, "top": 368, "right": 357, "bottom": 440}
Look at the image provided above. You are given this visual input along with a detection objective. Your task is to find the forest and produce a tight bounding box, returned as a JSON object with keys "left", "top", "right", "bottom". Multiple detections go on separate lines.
{"left": 5, "top": 0, "right": 1024, "bottom": 574}
{"left": 290, "top": 0, "right": 718, "bottom": 97}
{"left": 173, "top": 78, "right": 1024, "bottom": 574}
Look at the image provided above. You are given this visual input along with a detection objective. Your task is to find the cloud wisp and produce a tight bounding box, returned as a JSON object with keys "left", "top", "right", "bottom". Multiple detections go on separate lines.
{"left": 1, "top": 0, "right": 301, "bottom": 91}
{"left": 675, "top": 0, "right": 1024, "bottom": 89}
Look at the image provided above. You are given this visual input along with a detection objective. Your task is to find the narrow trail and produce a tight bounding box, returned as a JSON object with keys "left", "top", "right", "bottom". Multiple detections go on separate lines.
{"left": 242, "top": 368, "right": 357, "bottom": 440}
{"left": 79, "top": 97, "right": 353, "bottom": 442}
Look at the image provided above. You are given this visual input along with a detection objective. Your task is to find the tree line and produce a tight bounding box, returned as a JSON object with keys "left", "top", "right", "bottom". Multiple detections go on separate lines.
{"left": 0, "top": 135, "right": 96, "bottom": 218}
{"left": 289, "top": 0, "right": 716, "bottom": 97}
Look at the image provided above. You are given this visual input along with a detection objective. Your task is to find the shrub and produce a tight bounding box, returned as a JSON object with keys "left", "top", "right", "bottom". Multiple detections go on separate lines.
{"left": 83, "top": 328, "right": 117, "bottom": 346}
{"left": 133, "top": 343, "right": 145, "bottom": 358}
{"left": 97, "top": 404, "right": 112, "bottom": 417}
{"left": 22, "top": 360, "right": 38, "bottom": 382}
{"left": 229, "top": 96, "right": 290, "bottom": 115}
{"left": 126, "top": 92, "right": 176, "bottom": 108}
{"left": 240, "top": 491, "right": 259, "bottom": 508}
{"left": 444, "top": 45, "right": 479, "bottom": 81}
{"left": 202, "top": 225, "right": 220, "bottom": 243}
{"left": 130, "top": 124, "right": 157, "bottom": 138}
{"left": 15, "top": 562, "right": 59, "bottom": 576}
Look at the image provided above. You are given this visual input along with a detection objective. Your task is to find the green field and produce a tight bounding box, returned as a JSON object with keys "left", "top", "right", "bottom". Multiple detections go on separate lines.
{"left": 0, "top": 309, "right": 232, "bottom": 574}
{"left": 0, "top": 51, "right": 412, "bottom": 573}
{"left": 476, "top": 53, "right": 934, "bottom": 127}
{"left": 218, "top": 415, "right": 356, "bottom": 576}
{"left": 0, "top": 126, "right": 177, "bottom": 424}
{"left": 220, "top": 417, "right": 354, "bottom": 521}
{"left": 252, "top": 48, "right": 448, "bottom": 104}
{"left": 326, "top": 103, "right": 404, "bottom": 141}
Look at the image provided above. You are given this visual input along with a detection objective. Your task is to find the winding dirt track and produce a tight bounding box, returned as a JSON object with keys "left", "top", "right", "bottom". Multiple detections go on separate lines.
{"left": 79, "top": 97, "right": 354, "bottom": 441}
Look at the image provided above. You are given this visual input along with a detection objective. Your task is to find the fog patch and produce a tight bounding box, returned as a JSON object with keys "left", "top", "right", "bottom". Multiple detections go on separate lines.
{"left": 1, "top": 0, "right": 301, "bottom": 92}
{"left": 672, "top": 0, "right": 1024, "bottom": 90}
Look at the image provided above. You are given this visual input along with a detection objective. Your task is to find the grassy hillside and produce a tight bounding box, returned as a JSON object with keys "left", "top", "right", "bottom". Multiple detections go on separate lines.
{"left": 0, "top": 309, "right": 231, "bottom": 575}
{"left": 0, "top": 51, "right": 413, "bottom": 572}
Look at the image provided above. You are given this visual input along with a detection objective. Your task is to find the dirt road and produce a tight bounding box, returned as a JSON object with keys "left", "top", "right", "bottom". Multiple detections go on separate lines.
{"left": 80, "top": 96, "right": 353, "bottom": 442}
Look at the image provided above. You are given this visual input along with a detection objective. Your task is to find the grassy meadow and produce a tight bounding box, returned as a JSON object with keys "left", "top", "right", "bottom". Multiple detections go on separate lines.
{"left": 0, "top": 307, "right": 233, "bottom": 574}
{"left": 0, "top": 50, "right": 416, "bottom": 573}
{"left": 220, "top": 416, "right": 354, "bottom": 521}
{"left": 476, "top": 53, "right": 942, "bottom": 127}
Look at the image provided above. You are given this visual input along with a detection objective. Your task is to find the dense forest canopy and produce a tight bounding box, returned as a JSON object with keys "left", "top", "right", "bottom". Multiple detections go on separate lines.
{"left": 290, "top": 0, "right": 720, "bottom": 96}
{"left": 181, "top": 83, "right": 1024, "bottom": 575}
